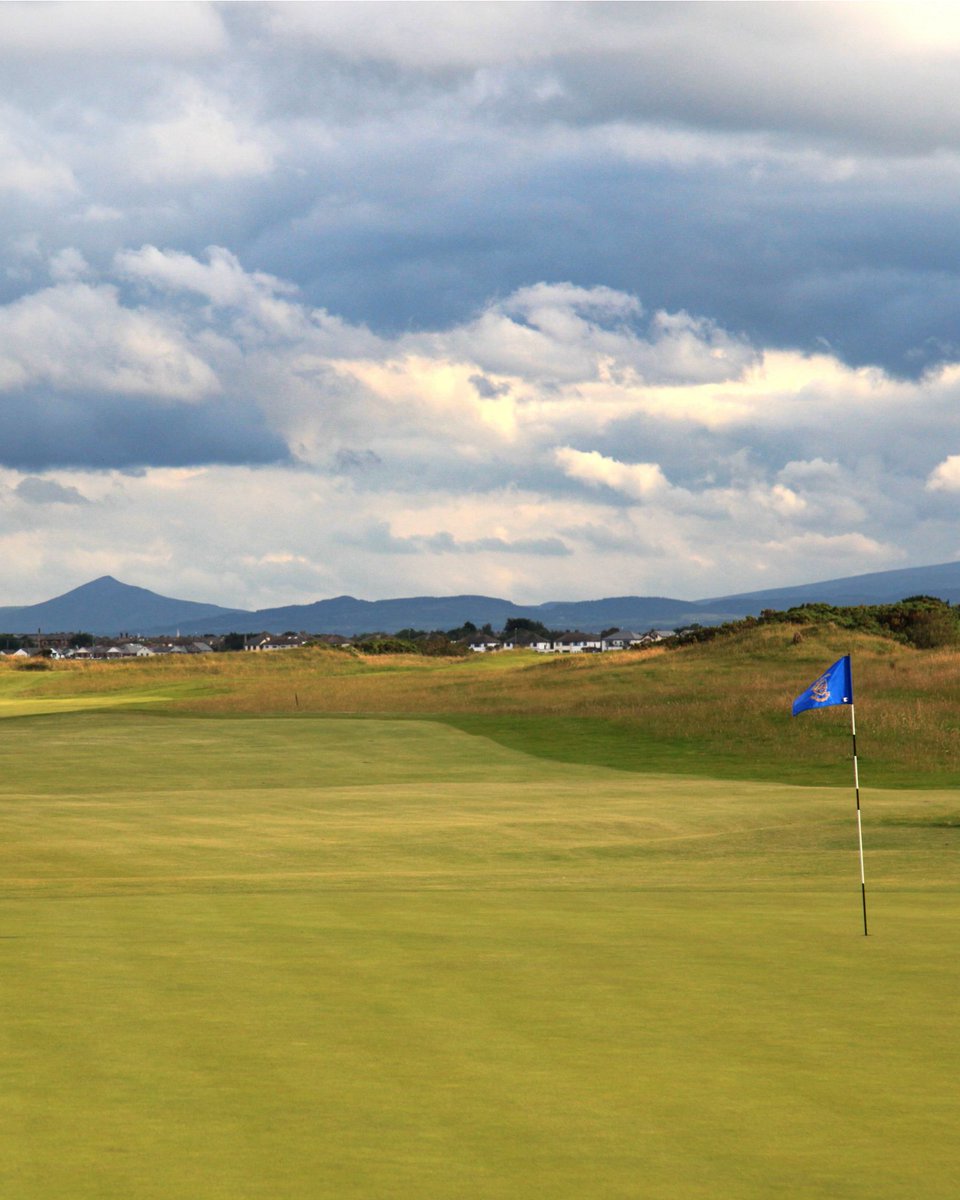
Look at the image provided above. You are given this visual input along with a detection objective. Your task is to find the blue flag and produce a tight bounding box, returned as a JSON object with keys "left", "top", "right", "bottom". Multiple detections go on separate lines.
{"left": 792, "top": 655, "right": 853, "bottom": 716}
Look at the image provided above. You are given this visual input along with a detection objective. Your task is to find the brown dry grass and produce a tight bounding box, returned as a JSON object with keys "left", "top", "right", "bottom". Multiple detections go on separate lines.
{"left": 4, "top": 623, "right": 959, "bottom": 784}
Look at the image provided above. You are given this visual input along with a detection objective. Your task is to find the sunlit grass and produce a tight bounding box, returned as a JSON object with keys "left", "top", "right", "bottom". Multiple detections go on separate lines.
{"left": 4, "top": 713, "right": 960, "bottom": 1198}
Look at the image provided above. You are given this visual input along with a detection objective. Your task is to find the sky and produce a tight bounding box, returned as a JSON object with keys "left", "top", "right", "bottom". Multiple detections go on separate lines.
{"left": 4, "top": 1, "right": 960, "bottom": 609}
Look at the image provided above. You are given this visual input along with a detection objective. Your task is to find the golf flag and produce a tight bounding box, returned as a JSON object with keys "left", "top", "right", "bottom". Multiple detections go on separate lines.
{"left": 791, "top": 653, "right": 868, "bottom": 934}
{"left": 791, "top": 655, "right": 853, "bottom": 717}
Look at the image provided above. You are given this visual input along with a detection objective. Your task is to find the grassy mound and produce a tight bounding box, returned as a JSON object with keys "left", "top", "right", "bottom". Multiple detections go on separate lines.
{"left": 3, "top": 621, "right": 959, "bottom": 786}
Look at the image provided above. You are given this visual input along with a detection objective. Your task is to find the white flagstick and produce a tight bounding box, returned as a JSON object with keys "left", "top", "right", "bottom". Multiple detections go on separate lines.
{"left": 850, "top": 703, "right": 868, "bottom": 936}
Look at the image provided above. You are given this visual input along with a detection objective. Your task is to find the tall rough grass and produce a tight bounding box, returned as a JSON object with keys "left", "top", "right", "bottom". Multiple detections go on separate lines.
{"left": 4, "top": 624, "right": 959, "bottom": 785}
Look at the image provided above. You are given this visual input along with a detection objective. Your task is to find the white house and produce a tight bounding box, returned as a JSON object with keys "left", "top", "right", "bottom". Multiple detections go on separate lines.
{"left": 553, "top": 632, "right": 603, "bottom": 653}
{"left": 601, "top": 630, "right": 644, "bottom": 651}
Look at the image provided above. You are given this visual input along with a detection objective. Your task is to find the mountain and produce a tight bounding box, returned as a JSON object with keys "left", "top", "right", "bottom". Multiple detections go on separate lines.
{"left": 165, "top": 593, "right": 712, "bottom": 638}
{"left": 185, "top": 594, "right": 531, "bottom": 637}
{"left": 0, "top": 576, "right": 244, "bottom": 636}
{"left": 701, "top": 559, "right": 960, "bottom": 614}
{"left": 5, "top": 561, "right": 960, "bottom": 638}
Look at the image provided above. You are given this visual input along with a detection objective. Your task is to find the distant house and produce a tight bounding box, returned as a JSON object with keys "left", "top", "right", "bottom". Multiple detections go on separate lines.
{"left": 122, "top": 643, "right": 155, "bottom": 657}
{"left": 469, "top": 635, "right": 518, "bottom": 653}
{"left": 553, "top": 632, "right": 602, "bottom": 653}
{"left": 249, "top": 633, "right": 308, "bottom": 652}
{"left": 601, "top": 629, "right": 668, "bottom": 651}
{"left": 601, "top": 631, "right": 645, "bottom": 651}
{"left": 103, "top": 643, "right": 154, "bottom": 658}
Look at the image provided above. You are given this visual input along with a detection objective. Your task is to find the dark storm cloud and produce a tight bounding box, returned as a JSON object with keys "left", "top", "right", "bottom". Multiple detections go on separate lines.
{"left": 1, "top": 3, "right": 958, "bottom": 377}
{"left": 0, "top": 388, "right": 290, "bottom": 471}
{"left": 245, "top": 151, "right": 960, "bottom": 378}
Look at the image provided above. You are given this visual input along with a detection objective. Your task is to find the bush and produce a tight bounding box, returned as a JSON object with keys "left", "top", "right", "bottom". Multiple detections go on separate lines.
{"left": 902, "top": 608, "right": 960, "bottom": 649}
{"left": 353, "top": 636, "right": 420, "bottom": 655}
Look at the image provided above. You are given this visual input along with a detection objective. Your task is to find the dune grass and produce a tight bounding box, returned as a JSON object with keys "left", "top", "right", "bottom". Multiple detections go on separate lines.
{"left": 3, "top": 711, "right": 960, "bottom": 1198}
{"left": 4, "top": 621, "right": 960, "bottom": 785}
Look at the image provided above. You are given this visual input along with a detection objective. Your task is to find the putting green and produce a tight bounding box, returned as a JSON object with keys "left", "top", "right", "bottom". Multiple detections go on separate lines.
{"left": 3, "top": 714, "right": 959, "bottom": 1198}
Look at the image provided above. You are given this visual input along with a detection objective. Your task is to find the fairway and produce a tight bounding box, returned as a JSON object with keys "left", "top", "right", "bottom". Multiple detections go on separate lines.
{"left": 4, "top": 713, "right": 960, "bottom": 1198}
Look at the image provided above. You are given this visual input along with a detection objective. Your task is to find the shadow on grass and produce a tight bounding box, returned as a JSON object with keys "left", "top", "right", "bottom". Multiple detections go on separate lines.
{"left": 437, "top": 713, "right": 960, "bottom": 789}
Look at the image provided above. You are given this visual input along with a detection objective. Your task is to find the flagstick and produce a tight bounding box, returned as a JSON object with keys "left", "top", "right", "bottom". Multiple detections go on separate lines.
{"left": 850, "top": 703, "right": 868, "bottom": 936}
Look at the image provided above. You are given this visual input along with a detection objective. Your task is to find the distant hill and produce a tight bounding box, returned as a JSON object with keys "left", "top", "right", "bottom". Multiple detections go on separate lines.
{"left": 0, "top": 576, "right": 244, "bottom": 636}
{"left": 701, "top": 560, "right": 960, "bottom": 614}
{"left": 5, "top": 561, "right": 960, "bottom": 637}
{"left": 167, "top": 593, "right": 713, "bottom": 638}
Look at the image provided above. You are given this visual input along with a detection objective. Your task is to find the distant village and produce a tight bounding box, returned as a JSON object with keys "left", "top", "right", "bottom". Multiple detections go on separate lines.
{"left": 0, "top": 621, "right": 671, "bottom": 660}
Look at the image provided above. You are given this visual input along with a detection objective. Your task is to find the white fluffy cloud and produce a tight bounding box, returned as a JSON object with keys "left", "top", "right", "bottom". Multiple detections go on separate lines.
{"left": 0, "top": 279, "right": 218, "bottom": 399}
{"left": 421, "top": 283, "right": 757, "bottom": 387}
{"left": 554, "top": 448, "right": 669, "bottom": 500}
{"left": 926, "top": 455, "right": 960, "bottom": 491}
{"left": 117, "top": 244, "right": 288, "bottom": 308}
{"left": 0, "top": 244, "right": 958, "bottom": 606}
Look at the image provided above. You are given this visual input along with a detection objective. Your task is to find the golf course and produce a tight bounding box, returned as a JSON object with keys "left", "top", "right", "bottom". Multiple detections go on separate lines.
{"left": 3, "top": 625, "right": 960, "bottom": 1198}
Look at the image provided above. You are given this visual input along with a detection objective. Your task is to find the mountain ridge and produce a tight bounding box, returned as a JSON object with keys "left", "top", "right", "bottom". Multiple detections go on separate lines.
{"left": 0, "top": 575, "right": 245, "bottom": 636}
{"left": 4, "top": 561, "right": 960, "bottom": 637}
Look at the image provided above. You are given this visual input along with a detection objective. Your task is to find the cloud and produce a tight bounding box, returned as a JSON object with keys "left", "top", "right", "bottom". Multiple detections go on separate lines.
{"left": 759, "top": 531, "right": 898, "bottom": 565}
{"left": 0, "top": 108, "right": 76, "bottom": 198}
{"left": 776, "top": 457, "right": 843, "bottom": 486}
{"left": 0, "top": 282, "right": 218, "bottom": 399}
{"left": 129, "top": 86, "right": 275, "bottom": 183}
{"left": 114, "top": 244, "right": 306, "bottom": 341}
{"left": 470, "top": 374, "right": 511, "bottom": 399}
{"left": 1, "top": 248, "right": 955, "bottom": 592}
{"left": 14, "top": 476, "right": 88, "bottom": 506}
{"left": 48, "top": 247, "right": 89, "bottom": 283}
{"left": 4, "top": 7, "right": 960, "bottom": 608}
{"left": 424, "top": 282, "right": 757, "bottom": 386}
{"left": 1, "top": 6, "right": 958, "bottom": 378}
{"left": 343, "top": 521, "right": 571, "bottom": 558}
{"left": 0, "top": 388, "right": 289, "bottom": 472}
{"left": 265, "top": 3, "right": 960, "bottom": 153}
{"left": 555, "top": 447, "right": 668, "bottom": 500}
{"left": 0, "top": 2, "right": 227, "bottom": 57}
{"left": 116, "top": 244, "right": 291, "bottom": 308}
{"left": 265, "top": 2, "right": 590, "bottom": 70}
{"left": 926, "top": 455, "right": 960, "bottom": 492}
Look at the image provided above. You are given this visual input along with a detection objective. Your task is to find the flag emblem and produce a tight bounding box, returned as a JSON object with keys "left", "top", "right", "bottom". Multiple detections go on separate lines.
{"left": 792, "top": 655, "right": 853, "bottom": 716}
